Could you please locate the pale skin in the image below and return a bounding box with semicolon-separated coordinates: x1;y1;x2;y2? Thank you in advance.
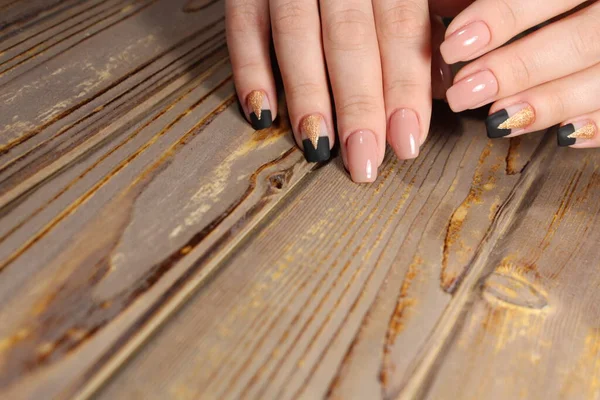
226;0;600;183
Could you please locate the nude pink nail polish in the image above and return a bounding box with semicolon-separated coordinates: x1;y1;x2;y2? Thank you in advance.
446;70;498;112
441;21;491;64
346;130;378;183
389;109;420;160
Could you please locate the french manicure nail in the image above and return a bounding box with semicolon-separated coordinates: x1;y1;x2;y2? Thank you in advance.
246;90;273;130
346;130;378;183
558;121;597;147
446;70;498;112
441;21;492;64
486;103;535;138
301;114;331;162
389;109;420;160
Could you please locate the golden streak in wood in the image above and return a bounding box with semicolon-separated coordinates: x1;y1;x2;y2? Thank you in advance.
248;90;263;120
568;123;596;140
498;106;535;130
302;115;322;149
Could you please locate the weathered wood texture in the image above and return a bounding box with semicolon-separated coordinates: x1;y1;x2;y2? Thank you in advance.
1;1;600;400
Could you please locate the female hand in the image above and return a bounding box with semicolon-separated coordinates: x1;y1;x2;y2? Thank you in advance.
441;0;600;147
226;0;447;183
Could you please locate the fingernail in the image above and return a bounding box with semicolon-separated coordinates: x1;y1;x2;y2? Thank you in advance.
346;130;378;183
246;90;273;130
558;121;597;147
446;70;498;112
301;114;331;162
441;21;491;64
389;109;420;160
486;103;535;138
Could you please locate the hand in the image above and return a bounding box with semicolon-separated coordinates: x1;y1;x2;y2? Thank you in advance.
440;0;600;147
226;0;448;183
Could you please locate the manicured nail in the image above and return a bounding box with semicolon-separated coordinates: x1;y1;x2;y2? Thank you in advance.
346;130;378;183
558;121;597;147
389;109;420;160
441;21;492;64
301;114;330;162
486;103;535;139
246;90;272;130
446;70;498;112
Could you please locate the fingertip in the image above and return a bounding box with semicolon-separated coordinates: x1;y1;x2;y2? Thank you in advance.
346;130;379;183
389;109;420;160
299;114;333;163
245;90;274;130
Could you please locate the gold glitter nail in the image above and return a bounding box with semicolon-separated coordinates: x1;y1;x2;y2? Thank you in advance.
568;123;596;140
498;106;535;130
302;115;322;149
247;91;263;120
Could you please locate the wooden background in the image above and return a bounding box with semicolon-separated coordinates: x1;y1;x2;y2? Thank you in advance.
1;0;599;399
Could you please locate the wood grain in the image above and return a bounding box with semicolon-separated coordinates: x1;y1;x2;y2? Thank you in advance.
424;146;600;400
94;108;550;400
0;1;313;398
3;1;600;399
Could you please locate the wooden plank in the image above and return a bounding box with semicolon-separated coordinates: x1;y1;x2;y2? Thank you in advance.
0;0;74;34
0;0;224;190
0;0;116;61
422;146;600;400
329;135;552;400
5;0;599;398
0;1;316;398
94;105;550;399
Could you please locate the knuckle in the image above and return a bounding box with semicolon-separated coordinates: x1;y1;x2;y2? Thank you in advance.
325;8;372;51
272;1;314;36
548;92;567;119
337;94;381;118
227;1;268;34
493;0;518;31
235;58;263;74
286;81;323;99
506;52;534;90
570;12;600;61
385;76;423;96
379;1;427;41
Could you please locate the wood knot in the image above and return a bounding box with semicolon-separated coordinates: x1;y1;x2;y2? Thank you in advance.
482;271;548;311
267;169;292;191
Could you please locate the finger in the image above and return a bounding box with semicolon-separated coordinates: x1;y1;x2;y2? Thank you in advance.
431;15;452;101
321;0;386;182
226;0;277;129
484;62;600;139
373;0;431;160
447;1;600;112
270;0;334;162
558;116;599;148
440;0;588;64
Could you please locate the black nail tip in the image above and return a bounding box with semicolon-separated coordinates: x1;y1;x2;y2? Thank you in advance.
557;124;576;147
485;109;511;139
303;137;330;163
250;110;273;130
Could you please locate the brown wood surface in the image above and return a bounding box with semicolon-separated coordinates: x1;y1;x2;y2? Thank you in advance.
1;1;599;399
